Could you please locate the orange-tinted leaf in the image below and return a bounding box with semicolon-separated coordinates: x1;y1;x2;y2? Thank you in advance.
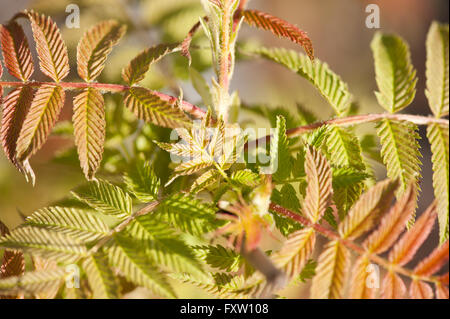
124;87;190;129
26;10;69;82
310;240;349;299
389;202;437;266
363;184;416;253
122;44;179;85
349;256;378;299
1;86;34;165
381;271;406;299
414;240;449;277
303;146;333;223
409;280;434;299
242;10;314;60
435;283;449;299
339;179;397;240
73;88;105;180
181;19;205;65
16;85;65;162
0;22;34;81
77;20;126;82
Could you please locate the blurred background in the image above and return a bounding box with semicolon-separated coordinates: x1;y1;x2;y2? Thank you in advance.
1;0;449;298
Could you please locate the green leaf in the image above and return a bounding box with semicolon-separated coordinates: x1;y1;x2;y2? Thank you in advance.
0;268;66;296
245;47;352;116
189;67;213;107
83;252;119;299
107;235;176;298
271;116;291;182
25;206;110;243
376;119;422;198
371;32;417;113
194;245;242;272
270;186;303;237
230;169;261;187
427;123;449;242
425;22;449;118
124;161;160;202
72;179;133;220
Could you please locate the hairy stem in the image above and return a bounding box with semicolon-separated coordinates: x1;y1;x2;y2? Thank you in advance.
0;80;207;120
246;113;449;150
269;203;442;285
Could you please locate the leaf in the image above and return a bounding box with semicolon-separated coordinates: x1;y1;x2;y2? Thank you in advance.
389;202;437;266
83;252;119;299
191;170;221;193
77;20;126;82
73;88;106;180
16;85;65;162
245;47;352;116
190;67;213;107
376;119;422;198
381;271;406;299
71;179;133;219
363;184;417;254
0;268;67;296
230;170;261;187
1;86;34;166
272;228;316;279
413;240;449;277
409;280;434;299
26;10;70;82
310;240;349;299
242;10;314;60
427;123;449;242
0;227;87;263
124;160;161;202
0;21;34;81
155;193;219;237
124;87;191;129
194;245;242;272
339;179;397;240
349;256;377;299
271;116;291;182
303;146;333;223
122;44;179;85
181;19;203;65
332;167;369;189
425;22;449;118
436;283;449;299
107;235;176;298
25;206;110;243
371;32;417;113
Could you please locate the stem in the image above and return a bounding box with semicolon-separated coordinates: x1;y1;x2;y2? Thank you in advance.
0;80;206;120
269;203;442;285
246;113;449;150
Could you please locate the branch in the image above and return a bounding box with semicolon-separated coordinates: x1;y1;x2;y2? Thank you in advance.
0;80;207;120
269;203;443;285
246;113;449;150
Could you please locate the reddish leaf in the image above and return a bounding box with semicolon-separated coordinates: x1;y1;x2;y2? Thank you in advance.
0;22;34;81
409;280;434;299
242;10;314;60
414;240;449;277
435;283;449;299
381;271;406;299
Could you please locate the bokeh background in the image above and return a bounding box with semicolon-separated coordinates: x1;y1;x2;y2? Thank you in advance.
1;0;449;298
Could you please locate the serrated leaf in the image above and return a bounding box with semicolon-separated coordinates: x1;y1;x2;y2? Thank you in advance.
124;87;190;129
310;240;349;299
339;179;397;240
427;123;449;242
0;268;67;296
242;10;313;60
124;160;160;202
425;22;449;118
371;32;417;113
271;116;291;182
191;169;221;193
25;206;110;243
363;184;416;254
409;280;434;299
381;271;406;299
122;44;179;85
83;252;119;299
389;202;437;266
194;245;242;272
376;119;422;198
77;20;126;82
16;84;65;163
107;235;176;298
26;10;69;82
0;227;87;263
73;88;106;180
71;179;133;219
0;21;34;81
414;240;449;277
349;256;377;299
245;47;351;116
303;146;333;223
